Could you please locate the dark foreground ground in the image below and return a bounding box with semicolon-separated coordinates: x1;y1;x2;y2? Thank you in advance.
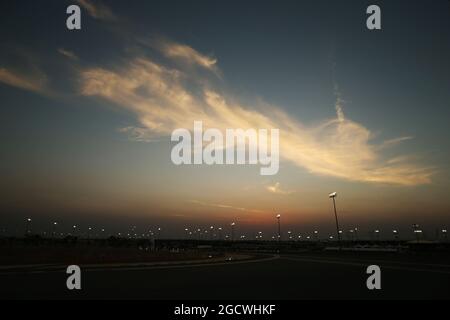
1;251;449;299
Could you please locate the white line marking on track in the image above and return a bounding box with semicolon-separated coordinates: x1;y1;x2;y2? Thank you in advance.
282;256;450;275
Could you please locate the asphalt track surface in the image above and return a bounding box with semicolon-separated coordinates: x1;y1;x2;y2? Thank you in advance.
1;253;449;299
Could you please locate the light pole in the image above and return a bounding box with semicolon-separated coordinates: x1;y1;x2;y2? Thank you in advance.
414;229;422;241
276;214;281;241
348;229;354;241
393;229;399;241
218;227;222;240
258;231;263;240
25;218;32;235
329;192;341;248
412;224;420;242
374;229;380;241
52;222;58;239
231;222;235;241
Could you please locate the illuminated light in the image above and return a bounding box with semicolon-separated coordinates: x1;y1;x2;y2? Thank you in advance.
329;192;341;247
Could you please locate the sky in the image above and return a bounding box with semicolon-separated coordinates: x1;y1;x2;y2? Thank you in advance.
0;0;450;239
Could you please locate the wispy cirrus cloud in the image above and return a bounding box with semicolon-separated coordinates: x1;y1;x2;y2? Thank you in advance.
189;200;266;214
266;182;295;195
58;48;79;61
137;37;220;75
160;40;218;71
79;39;433;186
118;126;158;142
76;0;116;21
378;136;414;150
0;67;47;94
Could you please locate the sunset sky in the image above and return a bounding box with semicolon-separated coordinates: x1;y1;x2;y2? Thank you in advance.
1;0;449;238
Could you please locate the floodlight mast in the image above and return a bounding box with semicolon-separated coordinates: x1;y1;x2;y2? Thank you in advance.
25;218;32;235
231;222;235;241
329;192;341;249
276;214;281;242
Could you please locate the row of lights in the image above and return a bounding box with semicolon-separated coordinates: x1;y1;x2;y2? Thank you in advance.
20;217;448;241
18;190;450;242
22;220;165;239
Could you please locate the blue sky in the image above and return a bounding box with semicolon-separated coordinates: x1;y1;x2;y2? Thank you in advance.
0;0;449;237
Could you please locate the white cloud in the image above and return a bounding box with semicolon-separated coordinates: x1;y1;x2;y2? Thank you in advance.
0;67;47;94
378;136;413;149
266;182;295;195
118;126;159;142
79;41;433;186
58;48;79;61
76;0;116;21
189;200;265;214
160;40;217;71
138;37;219;74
